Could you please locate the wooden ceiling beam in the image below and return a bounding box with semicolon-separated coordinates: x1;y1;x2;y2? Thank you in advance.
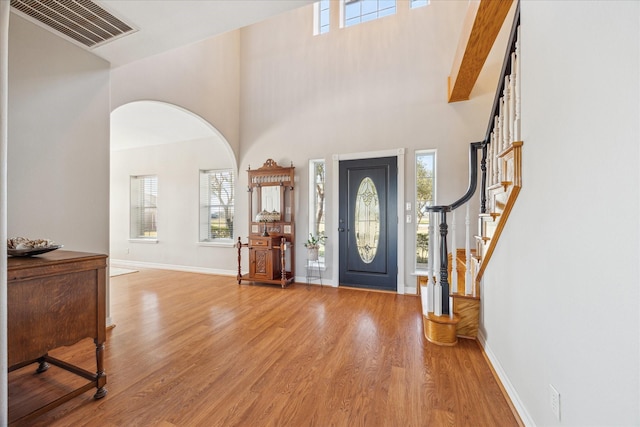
448;0;514;103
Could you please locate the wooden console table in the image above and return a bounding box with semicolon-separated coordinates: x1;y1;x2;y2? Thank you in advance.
7;250;108;425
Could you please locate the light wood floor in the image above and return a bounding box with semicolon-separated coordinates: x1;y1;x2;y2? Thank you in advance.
9;269;519;426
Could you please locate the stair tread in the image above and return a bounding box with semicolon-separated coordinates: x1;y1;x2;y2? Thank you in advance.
451;292;480;300
479;212;501;220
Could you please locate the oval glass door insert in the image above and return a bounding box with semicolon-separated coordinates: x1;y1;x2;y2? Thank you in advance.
354;177;380;264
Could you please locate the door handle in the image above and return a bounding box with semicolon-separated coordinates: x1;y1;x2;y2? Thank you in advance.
338;227;345;232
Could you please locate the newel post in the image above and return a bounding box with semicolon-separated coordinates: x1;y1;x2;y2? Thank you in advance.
439;210;450;315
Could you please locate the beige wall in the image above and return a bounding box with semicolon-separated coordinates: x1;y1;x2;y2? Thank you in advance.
238;1;502;286
110;1;504;285
110;29;242;162
8;14;110;255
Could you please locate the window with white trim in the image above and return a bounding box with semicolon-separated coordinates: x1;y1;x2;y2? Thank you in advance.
415;150;435;269
343;0;396;27
410;0;429;9
314;0;330;35
199;169;234;242
309;159;326;260
130;175;158;239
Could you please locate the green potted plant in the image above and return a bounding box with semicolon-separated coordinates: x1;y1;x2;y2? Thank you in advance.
304;233;327;260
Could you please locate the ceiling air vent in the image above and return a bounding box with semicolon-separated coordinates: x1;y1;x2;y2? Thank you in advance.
10;0;136;49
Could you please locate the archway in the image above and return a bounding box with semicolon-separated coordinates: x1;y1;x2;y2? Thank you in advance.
108;101;238;321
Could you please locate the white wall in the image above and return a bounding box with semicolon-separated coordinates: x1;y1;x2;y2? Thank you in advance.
110;136;237;273
8;14;110;255
481;1;640;425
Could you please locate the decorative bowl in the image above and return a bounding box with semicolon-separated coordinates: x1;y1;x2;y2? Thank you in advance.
8;245;63;257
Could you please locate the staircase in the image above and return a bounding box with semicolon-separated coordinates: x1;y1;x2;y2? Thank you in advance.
475;141;522;285
420;8;521;346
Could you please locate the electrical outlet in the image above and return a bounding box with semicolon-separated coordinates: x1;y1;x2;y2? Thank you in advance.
549;384;561;421
406;214;412;223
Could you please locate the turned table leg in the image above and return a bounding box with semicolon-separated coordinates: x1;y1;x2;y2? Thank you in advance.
93;340;108;399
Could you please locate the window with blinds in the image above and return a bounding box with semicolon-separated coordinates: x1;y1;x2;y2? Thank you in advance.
199;169;234;242
130;175;158;239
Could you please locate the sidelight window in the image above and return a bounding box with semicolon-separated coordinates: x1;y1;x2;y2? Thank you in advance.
415;150;435;269
309;159;326;260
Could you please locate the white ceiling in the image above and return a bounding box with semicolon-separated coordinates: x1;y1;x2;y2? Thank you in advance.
92;0;314;68
110;101;218;151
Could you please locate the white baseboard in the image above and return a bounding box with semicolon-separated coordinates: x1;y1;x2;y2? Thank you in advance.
294;275;337;286
109;262;416;294
110;259;236;277
477;330;535;426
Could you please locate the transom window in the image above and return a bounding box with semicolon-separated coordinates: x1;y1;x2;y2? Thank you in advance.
199;169;235;242
314;0;330;35
410;0;429;9
315;0;425;34
344;0;396;27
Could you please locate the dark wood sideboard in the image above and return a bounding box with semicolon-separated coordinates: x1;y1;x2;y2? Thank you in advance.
7;250;108;425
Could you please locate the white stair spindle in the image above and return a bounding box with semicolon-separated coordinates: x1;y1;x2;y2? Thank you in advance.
451;209;457;294
488;128;493;186
509;53;516;143
498;102;504;181
434;282;442;317
502;77;510;151
473;258;479;298
426;211;435;313
449;296;454;319
500;76;509;152
495;119;500;185
492;118;499;184
487;132;492;187
465;204;473;295
514;26;521;141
